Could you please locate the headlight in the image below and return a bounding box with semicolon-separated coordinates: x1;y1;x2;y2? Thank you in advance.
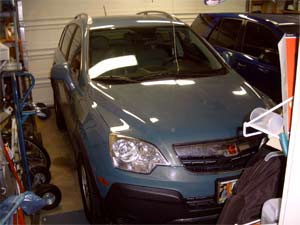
109;134;169;174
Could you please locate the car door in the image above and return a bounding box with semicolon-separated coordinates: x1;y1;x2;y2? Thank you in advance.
239;21;281;102
207;17;244;68
54;23;77;129
66;25;88;135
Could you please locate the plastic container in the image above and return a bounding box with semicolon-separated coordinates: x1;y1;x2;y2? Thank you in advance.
250;107;283;135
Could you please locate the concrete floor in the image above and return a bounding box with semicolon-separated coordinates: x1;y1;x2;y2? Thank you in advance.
36;110;83;219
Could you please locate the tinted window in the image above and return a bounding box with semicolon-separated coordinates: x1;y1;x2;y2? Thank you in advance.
191;15;216;38
242;22;279;57
208;18;242;50
278;25;300;35
89;26;225;81
61;24;76;58
68;27;82;82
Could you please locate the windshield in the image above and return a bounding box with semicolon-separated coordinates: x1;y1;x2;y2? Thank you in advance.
89;26;225;82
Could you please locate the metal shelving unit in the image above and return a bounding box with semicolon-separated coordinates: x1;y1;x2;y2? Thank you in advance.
1;1;62;217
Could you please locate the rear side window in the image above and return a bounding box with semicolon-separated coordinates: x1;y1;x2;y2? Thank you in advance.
279;25;300;35
68;27;82;82
242;22;279;57
58;28;66;49
191;14;216;38
60;24;76;58
208;18;242;50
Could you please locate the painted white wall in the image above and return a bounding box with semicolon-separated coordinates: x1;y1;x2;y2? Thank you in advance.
279;44;300;225
22;0;246;105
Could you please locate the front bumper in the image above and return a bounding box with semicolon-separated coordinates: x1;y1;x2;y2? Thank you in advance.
105;183;222;224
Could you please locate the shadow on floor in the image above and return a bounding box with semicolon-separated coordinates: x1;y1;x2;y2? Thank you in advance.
41;210;89;225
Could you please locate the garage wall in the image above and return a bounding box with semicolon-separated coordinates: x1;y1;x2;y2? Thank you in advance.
22;0;247;105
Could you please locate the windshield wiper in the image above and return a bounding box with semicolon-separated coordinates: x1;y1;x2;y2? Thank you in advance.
135;69;224;81
176;68;228;76
135;72;179;81
92;75;139;83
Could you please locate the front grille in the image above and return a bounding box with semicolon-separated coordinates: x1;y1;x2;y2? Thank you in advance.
183;196;223;223
174;137;261;173
170;196;222;224
185;196;222;211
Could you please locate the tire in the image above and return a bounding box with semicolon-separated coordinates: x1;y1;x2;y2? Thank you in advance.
36;102;51;120
53;87;66;131
2;134;51;169
78;157;105;224
35;184;62;210
30;165;51;188
25;139;51;169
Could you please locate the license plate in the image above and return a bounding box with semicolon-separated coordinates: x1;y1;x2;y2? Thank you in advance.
216;177;238;204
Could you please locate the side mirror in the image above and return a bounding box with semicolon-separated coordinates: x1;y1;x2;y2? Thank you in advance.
258;49;279;66
221;51;231;64
51;63;75;92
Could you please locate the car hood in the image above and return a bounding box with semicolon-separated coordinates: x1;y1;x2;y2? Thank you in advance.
89;72;264;147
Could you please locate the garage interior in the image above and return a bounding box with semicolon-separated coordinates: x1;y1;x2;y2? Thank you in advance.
1;0;300;224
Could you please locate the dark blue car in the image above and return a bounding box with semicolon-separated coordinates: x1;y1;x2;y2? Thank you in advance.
191;13;300;103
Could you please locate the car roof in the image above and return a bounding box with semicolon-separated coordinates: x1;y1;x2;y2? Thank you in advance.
89;14;185;29
201;13;300;24
198;13;299;35
200;13;300;26
248;13;300;25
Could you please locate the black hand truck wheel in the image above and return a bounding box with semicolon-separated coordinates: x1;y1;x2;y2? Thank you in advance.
30;165;51;187
25;139;51;169
35;184;62;210
1;134;51;169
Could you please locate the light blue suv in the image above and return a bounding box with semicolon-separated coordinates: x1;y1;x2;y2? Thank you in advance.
51;11;270;224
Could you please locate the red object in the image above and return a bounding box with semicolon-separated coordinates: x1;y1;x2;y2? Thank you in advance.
13;208;26;225
3;145;26;224
285;37;298;131
3;145;25;192
227;144;238;155
98;176;109;186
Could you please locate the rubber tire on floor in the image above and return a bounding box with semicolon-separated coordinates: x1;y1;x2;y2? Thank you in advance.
30;165;51;187
54;93;66;131
35;184;62;210
25;139;51;169
36;102;51;120
78;157;105;224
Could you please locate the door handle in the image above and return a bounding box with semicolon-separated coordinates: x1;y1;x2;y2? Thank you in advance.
258;67;270;74
237;62;247;68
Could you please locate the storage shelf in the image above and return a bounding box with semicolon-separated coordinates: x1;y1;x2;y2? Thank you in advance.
0;12;12;17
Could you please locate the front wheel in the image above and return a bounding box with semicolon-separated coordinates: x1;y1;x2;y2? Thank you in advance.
52;81;66;131
78;157;106;224
54;97;66;131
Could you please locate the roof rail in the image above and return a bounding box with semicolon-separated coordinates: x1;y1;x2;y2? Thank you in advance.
136;11;181;21
74;13;89;20
74;13;93;24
